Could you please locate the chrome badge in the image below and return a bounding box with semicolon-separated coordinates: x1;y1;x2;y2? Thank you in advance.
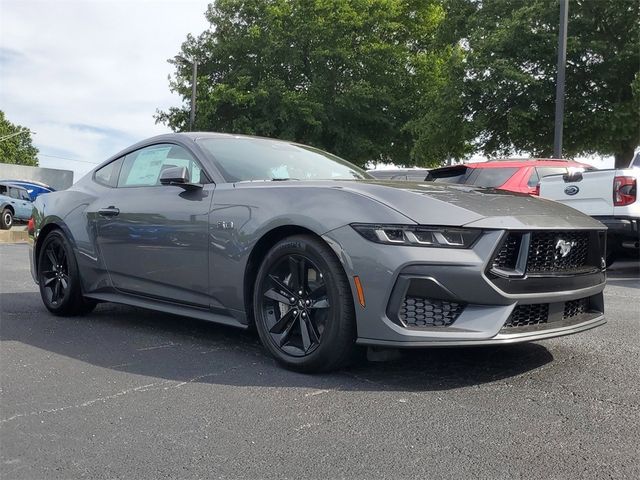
555;238;577;258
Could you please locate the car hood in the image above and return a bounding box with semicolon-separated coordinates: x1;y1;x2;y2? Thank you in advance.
336;180;605;230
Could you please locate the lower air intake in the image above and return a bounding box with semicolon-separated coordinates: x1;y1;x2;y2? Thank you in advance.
399;296;464;327
563;298;590;319
504;303;549;328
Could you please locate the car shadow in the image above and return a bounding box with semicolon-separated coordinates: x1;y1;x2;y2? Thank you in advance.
606;259;640;289
1;291;554;392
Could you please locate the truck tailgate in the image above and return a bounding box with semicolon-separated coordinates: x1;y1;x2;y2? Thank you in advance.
539;170;615;217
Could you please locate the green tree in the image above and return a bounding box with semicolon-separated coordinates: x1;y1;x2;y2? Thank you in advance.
461;0;639;167
0;111;39;166
157;0;461;167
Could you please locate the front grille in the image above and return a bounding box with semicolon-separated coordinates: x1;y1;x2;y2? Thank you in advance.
399;296;465;328
492;233;522;271
563;298;589;319
503;303;549;328
527;231;590;274
491;230;597;277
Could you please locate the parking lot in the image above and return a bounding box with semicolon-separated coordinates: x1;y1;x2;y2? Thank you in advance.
1;242;638;479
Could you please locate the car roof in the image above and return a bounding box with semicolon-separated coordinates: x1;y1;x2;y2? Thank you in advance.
466;159;588;168
0;181;27;190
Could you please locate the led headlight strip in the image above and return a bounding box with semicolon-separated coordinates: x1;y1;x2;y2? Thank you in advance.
350;224;481;248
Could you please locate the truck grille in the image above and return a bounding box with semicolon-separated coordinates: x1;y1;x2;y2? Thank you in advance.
399;296;465;328
526;231;590;274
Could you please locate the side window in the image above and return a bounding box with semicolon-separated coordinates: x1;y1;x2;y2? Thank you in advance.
9;187;21;199
527;169;540;187
470;167;519;188
94;157;124;187
20;190;31;201
117;144;204;188
0;184;6;195
536;167;567;182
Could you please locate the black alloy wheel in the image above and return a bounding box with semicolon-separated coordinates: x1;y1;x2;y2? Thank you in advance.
262;254;329;356
41;237;70;306
37;230;96;316
253;234;356;372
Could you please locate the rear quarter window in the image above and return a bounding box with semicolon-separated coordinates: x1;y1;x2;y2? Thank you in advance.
426;167;470;184
536;167;568;181
469;167;518;188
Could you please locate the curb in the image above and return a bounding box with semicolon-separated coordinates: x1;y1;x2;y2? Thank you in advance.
0;229;29;243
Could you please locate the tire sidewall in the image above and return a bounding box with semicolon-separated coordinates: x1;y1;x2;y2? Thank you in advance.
37;230;79;313
253;236;350;370
1;209;12;229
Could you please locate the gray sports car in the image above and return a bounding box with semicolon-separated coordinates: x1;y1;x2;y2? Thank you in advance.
29;133;607;371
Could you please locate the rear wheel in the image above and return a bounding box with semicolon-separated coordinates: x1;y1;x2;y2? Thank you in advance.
253;235;356;372
37;230;96;316
1;208;12;230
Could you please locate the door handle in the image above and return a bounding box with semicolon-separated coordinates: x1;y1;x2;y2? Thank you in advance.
98;206;120;217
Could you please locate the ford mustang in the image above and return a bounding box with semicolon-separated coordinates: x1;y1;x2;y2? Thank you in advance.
29;133;607;371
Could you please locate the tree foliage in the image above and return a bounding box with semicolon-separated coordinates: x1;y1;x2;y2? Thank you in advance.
159;0;640;167
461;0;639;167
156;0;462;167
0;110;39;166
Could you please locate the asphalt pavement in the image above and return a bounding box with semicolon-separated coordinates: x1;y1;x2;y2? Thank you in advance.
1;243;639;479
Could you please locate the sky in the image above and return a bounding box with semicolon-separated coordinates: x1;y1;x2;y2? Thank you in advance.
1;0;614;180
0;0;210;181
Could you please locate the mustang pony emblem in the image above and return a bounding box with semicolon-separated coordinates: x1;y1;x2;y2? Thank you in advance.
555;239;577;258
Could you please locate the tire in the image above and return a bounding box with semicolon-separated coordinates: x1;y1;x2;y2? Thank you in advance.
605;241;617;267
253;234;356;372
37;230;97;316
605;252;616;268
1;208;12;230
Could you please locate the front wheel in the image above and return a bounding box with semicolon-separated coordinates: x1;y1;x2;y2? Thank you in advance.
1;208;12;230
253;235;356;372
37;230;97;316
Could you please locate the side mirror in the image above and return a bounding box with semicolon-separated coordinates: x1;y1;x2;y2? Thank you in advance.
159;166;202;190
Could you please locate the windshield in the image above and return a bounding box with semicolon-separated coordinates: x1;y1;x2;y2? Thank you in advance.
426;166;470;184
197;137;371;183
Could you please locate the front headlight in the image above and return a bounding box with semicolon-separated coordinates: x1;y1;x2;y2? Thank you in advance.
350;224;482;248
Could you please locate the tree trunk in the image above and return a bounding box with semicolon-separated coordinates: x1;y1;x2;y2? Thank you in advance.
614;144;635;168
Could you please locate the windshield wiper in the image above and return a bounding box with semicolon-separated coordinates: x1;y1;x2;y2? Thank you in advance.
271;178;300;181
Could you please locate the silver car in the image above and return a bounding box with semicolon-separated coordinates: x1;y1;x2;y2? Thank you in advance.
29;133;607;371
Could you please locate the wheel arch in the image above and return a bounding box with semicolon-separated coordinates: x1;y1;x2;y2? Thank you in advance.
33;220;74;275
243;224;350;325
1;202;15;215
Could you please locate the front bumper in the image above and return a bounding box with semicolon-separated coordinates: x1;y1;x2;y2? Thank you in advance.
323;226;606;347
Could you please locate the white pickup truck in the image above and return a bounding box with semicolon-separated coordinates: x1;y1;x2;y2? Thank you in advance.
539;153;640;265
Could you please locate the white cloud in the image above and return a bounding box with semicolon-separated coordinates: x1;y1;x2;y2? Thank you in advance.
0;0;210;180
